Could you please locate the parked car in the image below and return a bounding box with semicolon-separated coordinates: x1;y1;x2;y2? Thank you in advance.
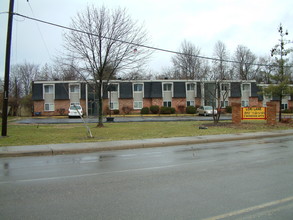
68;105;83;117
197;106;217;116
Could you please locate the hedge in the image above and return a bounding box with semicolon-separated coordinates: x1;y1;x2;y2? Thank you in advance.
140;107;150;114
160;106;175;114
186;106;196;114
150;105;160;114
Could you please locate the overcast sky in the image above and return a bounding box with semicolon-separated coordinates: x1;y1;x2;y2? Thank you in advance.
1;0;293;79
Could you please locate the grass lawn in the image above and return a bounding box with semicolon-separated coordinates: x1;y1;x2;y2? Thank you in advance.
0;119;292;147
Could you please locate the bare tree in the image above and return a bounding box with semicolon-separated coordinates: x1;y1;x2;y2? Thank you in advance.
121;69;153;80
20;63;39;96
203;80;230;124
8;72;21;116
36;63;54;81
63;5;151;127
8;62;40;115
171;40;202;79
256;56;274;84
11;62;39;96
212;41;231;80
233;45;257;80
53;58;84;81
157;66;179;80
199;59;211;80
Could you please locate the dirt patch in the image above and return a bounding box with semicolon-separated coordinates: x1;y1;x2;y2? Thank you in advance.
201;122;232;127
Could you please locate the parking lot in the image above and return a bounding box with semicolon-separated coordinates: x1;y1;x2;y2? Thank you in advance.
16;115;232;124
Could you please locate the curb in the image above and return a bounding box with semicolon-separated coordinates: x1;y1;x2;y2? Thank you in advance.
1;130;293;158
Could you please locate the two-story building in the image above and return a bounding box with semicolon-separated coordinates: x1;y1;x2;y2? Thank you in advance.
32;79;293;116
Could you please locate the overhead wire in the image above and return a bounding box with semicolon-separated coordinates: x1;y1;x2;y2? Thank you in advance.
26;2;51;59
11;12;293;68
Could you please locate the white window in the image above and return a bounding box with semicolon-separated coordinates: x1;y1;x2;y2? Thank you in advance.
134;101;143;109
134;84;143;92
281;104;288;110
242;84;250;91
44;85;53;94
241;100;249;107
109;84;118;92
187;83;195;91
163;101;172;107
187;101;195;106
110;102;119;110
221;84;229;91
221;101;229;108
163;84;172;91
70;85;80;93
44;103;54;111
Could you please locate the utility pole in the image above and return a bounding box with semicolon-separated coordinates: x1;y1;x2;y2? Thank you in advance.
2;0;15;136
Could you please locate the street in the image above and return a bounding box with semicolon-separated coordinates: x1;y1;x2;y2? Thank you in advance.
1;136;293;220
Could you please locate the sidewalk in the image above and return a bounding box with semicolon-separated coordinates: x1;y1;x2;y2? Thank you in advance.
1;129;293;158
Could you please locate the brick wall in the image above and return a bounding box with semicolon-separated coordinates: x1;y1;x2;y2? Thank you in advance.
231;102;241;124
55;100;70;115
33;101;44;115
143;99;152;108
249;97;262;107
143;98;163;108
152;98;163;107
172;98;186;112
232;101;277;125
266;102;277;125
195;98;201;107
80;100;86;116
229;97;241;105
288;100;293;110
33;99;86;116
270;100;280;114
119;99;135;114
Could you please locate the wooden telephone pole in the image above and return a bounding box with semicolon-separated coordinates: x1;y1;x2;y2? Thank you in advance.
2;0;15;136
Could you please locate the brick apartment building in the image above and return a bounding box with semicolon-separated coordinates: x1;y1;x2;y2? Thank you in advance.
32;79;293;116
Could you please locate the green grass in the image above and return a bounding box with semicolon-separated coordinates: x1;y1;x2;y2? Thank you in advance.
0;120;292;147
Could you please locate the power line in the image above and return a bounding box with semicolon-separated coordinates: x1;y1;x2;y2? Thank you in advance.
26;1;51;58
12;12;293;68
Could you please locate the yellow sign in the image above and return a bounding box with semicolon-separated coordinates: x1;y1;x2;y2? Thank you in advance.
241;107;267;120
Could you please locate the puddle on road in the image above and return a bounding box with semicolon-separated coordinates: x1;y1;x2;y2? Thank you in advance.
174;146;207;153
0;162;10;176
279;145;288;148
98;154;116;161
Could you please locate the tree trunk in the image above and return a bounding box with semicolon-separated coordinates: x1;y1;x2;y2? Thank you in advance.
279;97;282;122
97;81;104;127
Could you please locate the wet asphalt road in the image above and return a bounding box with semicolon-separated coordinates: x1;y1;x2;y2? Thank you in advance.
16;115;232;124
0;136;293;219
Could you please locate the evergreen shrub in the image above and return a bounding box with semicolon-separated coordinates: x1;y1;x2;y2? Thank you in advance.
226;106;232;113
160;106;175;114
186;106;196;114
140;107;150;114
150;105;160;114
